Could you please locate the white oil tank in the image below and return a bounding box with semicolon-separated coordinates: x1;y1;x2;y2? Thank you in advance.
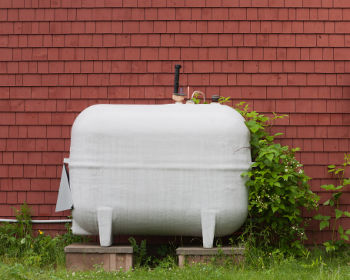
57;103;251;248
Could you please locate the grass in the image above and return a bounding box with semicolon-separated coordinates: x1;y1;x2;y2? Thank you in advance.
1;205;350;279
1;250;350;280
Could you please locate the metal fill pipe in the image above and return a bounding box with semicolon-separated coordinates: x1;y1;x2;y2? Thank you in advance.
0;219;71;223
173;64;181;94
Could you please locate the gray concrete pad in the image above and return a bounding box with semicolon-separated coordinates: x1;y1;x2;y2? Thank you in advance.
65;243;133;254
176;247;245;267
176;246;245;255
65;243;133;271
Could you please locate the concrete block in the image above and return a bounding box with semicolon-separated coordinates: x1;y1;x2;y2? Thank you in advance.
65;243;133;271
176;247;245;267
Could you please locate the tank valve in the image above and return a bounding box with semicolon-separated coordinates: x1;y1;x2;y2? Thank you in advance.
211;95;220;103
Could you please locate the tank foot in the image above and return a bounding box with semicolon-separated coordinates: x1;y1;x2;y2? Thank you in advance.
97;207;113;247
201;210;216;248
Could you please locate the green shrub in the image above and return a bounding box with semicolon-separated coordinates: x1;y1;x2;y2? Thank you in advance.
235;102;319;256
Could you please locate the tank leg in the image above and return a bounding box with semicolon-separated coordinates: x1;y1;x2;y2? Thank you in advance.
97;207;113;247
201;210;216;248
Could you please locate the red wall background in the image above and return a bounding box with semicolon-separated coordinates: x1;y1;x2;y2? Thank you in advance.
1;0;350;242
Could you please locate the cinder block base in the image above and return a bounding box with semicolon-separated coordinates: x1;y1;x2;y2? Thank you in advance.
176;247;245;267
65;243;133;271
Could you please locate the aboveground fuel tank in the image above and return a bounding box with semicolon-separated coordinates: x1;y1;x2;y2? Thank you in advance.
59;103;251;248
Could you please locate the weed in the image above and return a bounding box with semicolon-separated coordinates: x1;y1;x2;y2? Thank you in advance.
128;237;150;267
0;204;84;267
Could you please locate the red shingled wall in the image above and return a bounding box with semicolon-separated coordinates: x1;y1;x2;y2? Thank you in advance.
1;0;350;242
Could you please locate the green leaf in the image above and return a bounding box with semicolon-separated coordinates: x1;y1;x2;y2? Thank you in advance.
320;220;330;230
266;153;274;162
314;214;330;221
323;241;336;252
342;234;349;241
323;199;330;206
338;226;349;241
327;165;336;169
335;168;344;175
246;120;261;133
335;209;343;220
345;229;350;235
343;211;350;218
321;184;339;191
343;179;350;186
274;132;284;137
333;192;343;201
